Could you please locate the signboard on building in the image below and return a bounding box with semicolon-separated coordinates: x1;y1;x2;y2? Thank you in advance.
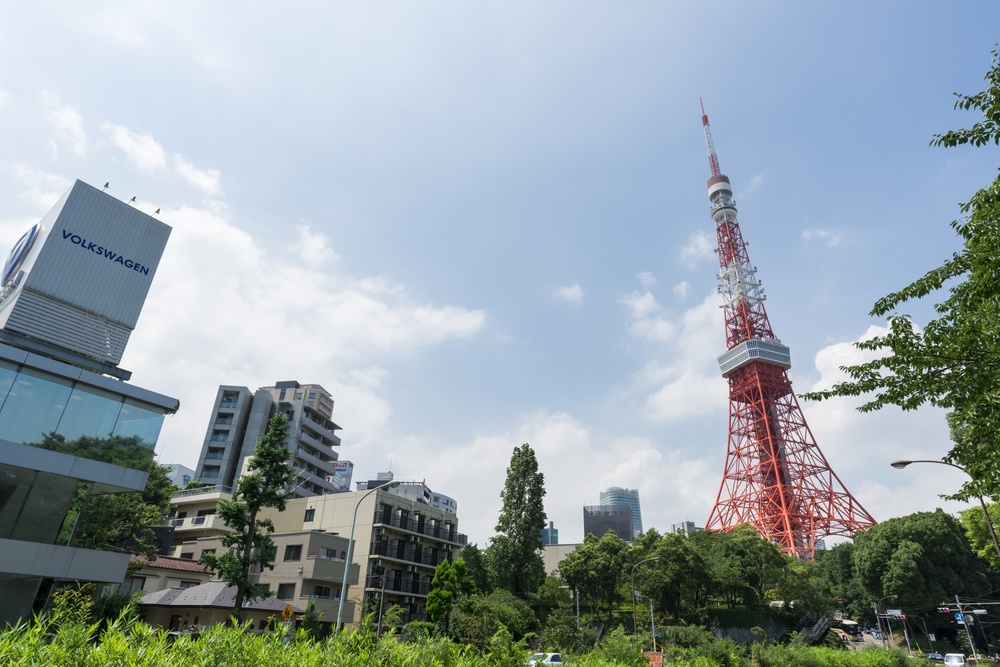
0;180;170;367
326;460;353;492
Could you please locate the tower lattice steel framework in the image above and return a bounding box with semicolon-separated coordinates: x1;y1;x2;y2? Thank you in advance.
700;102;875;559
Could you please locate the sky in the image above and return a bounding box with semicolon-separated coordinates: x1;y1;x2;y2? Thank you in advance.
1;2;999;548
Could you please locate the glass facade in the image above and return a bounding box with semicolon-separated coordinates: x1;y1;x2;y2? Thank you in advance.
0;360;165;470
0;463;82;546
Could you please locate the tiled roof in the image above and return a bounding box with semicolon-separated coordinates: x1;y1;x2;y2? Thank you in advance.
132;555;213;574
140;582;303;613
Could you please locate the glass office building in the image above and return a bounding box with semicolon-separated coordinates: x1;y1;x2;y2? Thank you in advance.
0;180;176;626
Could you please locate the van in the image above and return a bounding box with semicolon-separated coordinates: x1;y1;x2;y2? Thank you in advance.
943;654;966;666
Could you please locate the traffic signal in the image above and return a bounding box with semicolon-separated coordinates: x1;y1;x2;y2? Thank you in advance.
937;607;951;613
900;614;906;620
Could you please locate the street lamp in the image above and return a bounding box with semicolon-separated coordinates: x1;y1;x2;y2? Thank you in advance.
636;592;657;652
631;557;659;635
336;481;401;631
890;459;1000;561
875;594;897;649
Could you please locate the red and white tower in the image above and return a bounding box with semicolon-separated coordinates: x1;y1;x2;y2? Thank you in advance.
700;102;875;559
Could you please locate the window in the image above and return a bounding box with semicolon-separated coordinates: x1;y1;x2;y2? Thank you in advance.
295;392;303;400
308;392;317;399
180;552;194;560
304;508;315;522
201;548;216;556
312;585;331;598
179;580;199;589
283;544;303;561
277;583;296;600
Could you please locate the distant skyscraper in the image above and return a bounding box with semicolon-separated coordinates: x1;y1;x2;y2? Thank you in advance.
193;381;347;496
584;505;633;541
540;520;559;545
600;487;642;537
671;521;702;537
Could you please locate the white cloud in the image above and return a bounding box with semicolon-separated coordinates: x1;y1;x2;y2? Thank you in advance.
802;228;847;248
104;123;167;171
123;200;487;471
289;223;340;270
174;155;222;196
11;166;72;211
636;271;656;289
621;290;659;319
41;93;87;157
741;173;764;196
672;280;689;300
680;231;714;267
553;283;583;305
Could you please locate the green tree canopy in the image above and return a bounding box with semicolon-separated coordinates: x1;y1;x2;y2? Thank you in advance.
200;413;294;617
486;443;546;599
851;510;991;611
801;48;1000;500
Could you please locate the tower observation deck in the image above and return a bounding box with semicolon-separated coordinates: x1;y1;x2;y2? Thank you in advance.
699;102;875;559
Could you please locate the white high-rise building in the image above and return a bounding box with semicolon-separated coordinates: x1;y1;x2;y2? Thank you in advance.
193;381;348;497
600;487;642;537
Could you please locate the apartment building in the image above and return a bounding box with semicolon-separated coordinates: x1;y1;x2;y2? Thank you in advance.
193;381;347;497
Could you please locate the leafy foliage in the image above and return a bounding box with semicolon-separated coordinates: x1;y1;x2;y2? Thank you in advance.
851;509;991;610
200;413;294;617
800;48;1000;501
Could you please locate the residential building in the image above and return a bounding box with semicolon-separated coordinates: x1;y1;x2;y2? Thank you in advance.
140;581;303;633
0;180;176;626
266;486;466;628
166;526;352;636
163;480;466;630
540;520;558;546
193;381;348;497
583;504;633;541
119;555;214;596
599;487;642;537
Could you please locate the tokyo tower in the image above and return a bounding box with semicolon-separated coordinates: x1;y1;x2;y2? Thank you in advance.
700;102;875;559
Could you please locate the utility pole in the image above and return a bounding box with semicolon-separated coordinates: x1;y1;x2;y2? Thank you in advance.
957;595;978;658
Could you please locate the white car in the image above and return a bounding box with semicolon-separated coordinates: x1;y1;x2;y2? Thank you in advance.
943;654;966;667
525;653;565;666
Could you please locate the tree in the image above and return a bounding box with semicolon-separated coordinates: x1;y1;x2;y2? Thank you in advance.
851;510;991;612
300;599;324;639
449;589;538;650
44;433;177;568
632;531;709;621
959;501;1000;569
459;543;491;595
200;413;294;618
487;443;547;599
426;557;473;635
800;48;1000;500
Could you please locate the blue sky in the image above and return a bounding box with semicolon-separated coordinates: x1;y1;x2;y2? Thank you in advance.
1;2;998;547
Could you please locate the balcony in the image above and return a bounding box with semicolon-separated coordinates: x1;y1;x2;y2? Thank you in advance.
169;514;231;536
296;429;337;457
301;554;349;580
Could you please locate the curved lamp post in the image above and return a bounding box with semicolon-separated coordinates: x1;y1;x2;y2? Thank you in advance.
336;480;401;631
631;557;659;635
890;459;1000;561
875;593;897;649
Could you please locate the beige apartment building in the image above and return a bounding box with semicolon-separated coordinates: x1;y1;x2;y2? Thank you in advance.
164;482;465;630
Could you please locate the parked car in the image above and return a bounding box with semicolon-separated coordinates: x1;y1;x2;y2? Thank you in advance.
943;654;966;666
525;653;565;666
923;653;944;664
